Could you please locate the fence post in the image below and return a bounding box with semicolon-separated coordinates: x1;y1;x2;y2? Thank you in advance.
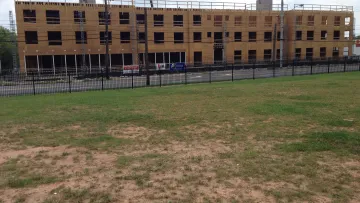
185;66;187;85
209;66;212;83
344;57;346;72
358;58;360;72
253;63;255;80
292;59;295;76
101;68;104;91
328;58;330;73
132;69;134;89
232;64;234;81
159;70;162;87
272;61;275;78
32;74;36;95
310;58;313;75
68;73;71;93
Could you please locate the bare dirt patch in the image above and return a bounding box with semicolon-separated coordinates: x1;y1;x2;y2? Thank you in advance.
107;124;166;140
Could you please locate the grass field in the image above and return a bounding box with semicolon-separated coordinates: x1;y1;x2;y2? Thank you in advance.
1;72;360;203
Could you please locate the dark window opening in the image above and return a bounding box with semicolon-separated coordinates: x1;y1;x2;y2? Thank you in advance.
99;12;111;25
234;50;241;62
174;32;184;43
334;16;341;26
46;10;60;24
276;49;280;60
74;11;85;23
154;32;164;43
321;30;327;40
249;16;257;27
194;51;202;66
295;48;301;59
332;47;339;57
264;32;272;42
154;14;164;26
193;32;201;42
248;50;256;61
136;14;145;24
214;32;223;43
306;48;313;59
25;31;38;44
120;32;130;43
307;15;314;26
307;31;314;40
249;32;256;42
264;49;272;60
173;15;183;26
48;31;62;46
207;32;212;38
214;15;222;26
235;16;242;26
193;15;201;25
120;12;129;24
320;47;326;59
214;49;223;63
296;31;302;40
100;31;112;45
170;52;180;63
23;10;36;23
333;31;340;40
138;32;145;43
235;32;242;42
277;31;281;41
124;53;132;65
75;31;87;44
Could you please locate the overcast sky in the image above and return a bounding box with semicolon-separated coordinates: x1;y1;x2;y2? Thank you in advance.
0;0;359;34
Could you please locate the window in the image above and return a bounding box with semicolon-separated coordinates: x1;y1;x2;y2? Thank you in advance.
23;10;36;23
344;31;350;40
249;32;256;42
120;32;130;43
173;15;183;26
235;16;242;26
46;10;60;24
214;15;222;26
25;31;38;44
99;12;111;25
154;14;163;26
194;52;202;66
320;47;326;59
276;49;280;60
193;15;201;25
207;15;211;20
249;16;257;27
248;50;256;61
320;30;327;40
207;32;212;38
333;31;340;40
295;48;301;59
74;11;85;23
306;48;313;59
174;32;184;43
321;16;327;25
296;16;302;25
343;47;349;56
136;14;145;24
332;47;339;57
154;32;164;43
265;16;272;27
234;50;241;62
138;32;145;43
334;16;341;26
296;31;302;40
307;31;314;40
193;32;201;42
345;17;350;26
225;15;229;21
307;15;314;26
75;31;87;44
235;32;242;42
120;12;129;24
214;32;222;43
100;31;112;45
264;49;272;60
264;32;272;42
277;31;281;41
48;31;62;46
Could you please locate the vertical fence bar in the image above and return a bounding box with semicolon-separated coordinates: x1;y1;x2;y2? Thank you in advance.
232;64;234;81
209;66;212;83
358;58;360;71
310;58;313;75
272;61;275;77
32;74;35;95
344;57;346;72
328;58;330;73
101;68;104;91
253;63;255;80
132;69;134;89
292;59;295;76
185;66;187;85
68;73;71;93
159;70;162;87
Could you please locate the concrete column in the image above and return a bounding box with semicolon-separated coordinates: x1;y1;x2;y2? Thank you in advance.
64;55;68;75
37;55;40;74
75;55;78;76
179;52;182;63
155;53;157;64
109;54;112;72
24;55;27;75
122;54;124;67
163;52;165;64
52;55;55;75
89;54;92;73
98;54;101;71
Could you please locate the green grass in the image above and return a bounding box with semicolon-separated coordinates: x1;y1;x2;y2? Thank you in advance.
1;72;360;202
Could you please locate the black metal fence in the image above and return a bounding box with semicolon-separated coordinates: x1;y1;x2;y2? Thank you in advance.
1;57;359;97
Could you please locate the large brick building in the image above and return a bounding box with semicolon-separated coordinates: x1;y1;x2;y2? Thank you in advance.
15;0;354;74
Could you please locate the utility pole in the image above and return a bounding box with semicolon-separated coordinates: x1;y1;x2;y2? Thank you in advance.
280;0;284;68
79;10;87;74
144;8;150;86
104;0;110;79
223;22;227;64
9;11;18;74
272;24;277;62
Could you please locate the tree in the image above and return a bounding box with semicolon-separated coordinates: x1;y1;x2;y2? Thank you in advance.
0;26;17;74
355;35;360;40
